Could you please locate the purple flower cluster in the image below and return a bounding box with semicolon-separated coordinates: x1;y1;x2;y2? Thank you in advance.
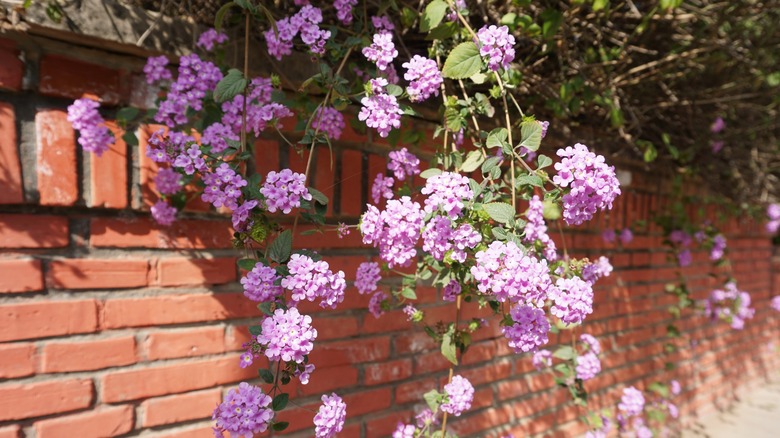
524;195;558;260
196;28;228;51
618;386;645;417
580;333;601;354
532;350;552;370
422;217;481;262
581;256;613;284
360;197;425;268
767;204;780;233
265;6;331;59
241;263;282;302
470;241;553;306
388;148;421;181
371;173;395;204
446;0;467;21
312;106;345;140
371;16;395;32
172;143;206;175
393;423;416;438
201;163;247;210
368;290;387;318
212;382;273;437
710;234;727;260
359;88;402;138
282;254;346;309
257;307;317;363
441;375;474;417
772;296;780;312
154;54;222;127
154;168;181;196
355;261;381;295
552;143;621;225
443;280;461;302
231;199;256;231
476;25;516;71
334;0;357;24
703;282;755;329
260;169;312;214
421;172;473;216
711;117;726;134
66;98;113;156
314;393;346;438
402;55;443;102
363;32;398;71
220;77;291;137
151;200;177;226
575;352;601;380
502;305;550;353
143;55;172;84
548;276;594;325
202;123;239;154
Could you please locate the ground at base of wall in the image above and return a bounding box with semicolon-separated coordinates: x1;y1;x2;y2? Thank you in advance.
683;374;780;437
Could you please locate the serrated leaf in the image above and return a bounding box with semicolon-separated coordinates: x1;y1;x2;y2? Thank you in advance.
483;202;515;224
519;120;543;152
424;389;442;412
401;287;417;299
214;69;248;103
442;42;483;79
486;128;508;149
441;331;458;365
481;156;502;175
460;150;484;173
516;174;543;188
308;187;329;205
272;393;289;411
258;368;275;384
420;168;443;179
237;258;258;271
492;226;508;240
267;230;292;264
425;21;459;40
420;0;448;32
553;345;575;360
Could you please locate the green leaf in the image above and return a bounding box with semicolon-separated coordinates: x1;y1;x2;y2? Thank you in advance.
258;302;273;316
237;258;258;271
248;325;262;336
401;287;417;300
420;168;443;179
540;9;563;40
486;128;508;149
492;226;507;240
116;107;139;122
592;0;609;11
648;382;670;398
122;131;138;147
272;393;289;411
519;120;543;152
481;156;502;175
214;69;248;103
442;42;483;79
483;202;515;224
214;1;235;30
308;187;329;205
537;154;552;170
425;22;460;40
267;230;292;264
460;150;484;173
424;389;442;412
258;368;275;384
272;422;289;432
385;84;404;97
553;345;575;360
441;330;458;365
420;0;448;32
542;199;561;220
516;174;543;188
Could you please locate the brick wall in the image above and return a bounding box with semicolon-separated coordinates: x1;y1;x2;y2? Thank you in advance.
1;33;779;438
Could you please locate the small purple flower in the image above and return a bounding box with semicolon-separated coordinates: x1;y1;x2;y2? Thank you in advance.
677;249;692;267
710;234;727;260
363;32;398;71
257;307;317;363
548;276;594;325
143;55;172;84
241;263;282;302
618;386;645;417
402;55;443;102
282;254;346;309
393;423;416;438
711;140;725;153
197;28;228;51
368;291;387;318
67;98;113;156
371;16;395;32
212;382;273;437
355;261;381;295
580;333;601;354
421;172;473;216
334;0;358;24
502;305;550;353
670;380;681;395
231;200;257;232
154;168;182;195
441;375;474;417
239;351;254;369
261;169;312;214
771;296;780;312
371;173;395;204
443;280;461;302
313;393;346;438
620;228;634;245
471;241;553;306
532;350;552;370
359;91;402;138
388;148;421;181
710;117;726;134
576;352;601;380
312;106;345;140
151;200;177;226
476;25;515;71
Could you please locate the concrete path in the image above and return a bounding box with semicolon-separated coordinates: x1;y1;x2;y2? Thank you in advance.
683;380;780;437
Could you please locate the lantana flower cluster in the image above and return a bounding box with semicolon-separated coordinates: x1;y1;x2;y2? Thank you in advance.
701;281;755;329
265;5;331;59
553;143;621;225
66;98;113;156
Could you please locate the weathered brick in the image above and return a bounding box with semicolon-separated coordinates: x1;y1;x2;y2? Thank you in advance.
101;355;253;402
155;257;236;286
101;293;255;328
90;217;233;249
0;379;93;420
339;148;363;216
254;138;280;180
0;258;43;293
0;39;22;91
34;405;133;438
0;343;35;378
144;326;225;360
0;300;98;342
39;55;126;105
309;337;390;368
40;336;136;373
47;259;150;290
89;121;128;208
36;109;78;206
0;425;20;438
0;214;68;248
140;388;221;427
314;145;335;216
0;102;23;204
364;358;413;385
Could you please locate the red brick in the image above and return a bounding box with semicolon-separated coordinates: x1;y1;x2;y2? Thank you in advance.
155;257;236;286
0;102;23;204
0;299;97;342
101;293;256;328
141;388;221;427
35;109;78;206
144;326;225;360
254;138;280;179
0;425;20;438
0;214;68;248
0;379;93;420
288;144;308;174
90;217;233;249
101;355;253;402
314;145;335;216
0;39;22;91
339;148;363;216
0;343;35;378
296;365;358;397
144;425;215;438
47;259;149;290
34;405;133;438
365;359;413;385
41;336;136;373
39;55;126;105
0;258;43;293
90;121;128;208
343;387;392;417
311;315;359;341
312;337;391;369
